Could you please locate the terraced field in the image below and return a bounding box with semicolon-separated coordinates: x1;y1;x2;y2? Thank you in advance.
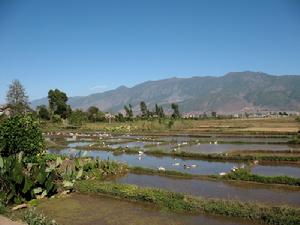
41;128;300;225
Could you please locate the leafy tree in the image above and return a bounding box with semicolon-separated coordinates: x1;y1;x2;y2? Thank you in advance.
48;89;71;119
0;114;8;124
87;106;99;122
140;101;149;118
155;104;165;118
115;113;125;122
0;116;45;157
6;80;29;116
124;104;133;120
52;114;62;123
86;106;105;122
211;111;217;117
167;119;174;128
37;105;50;120
171;103;180;119
68;109;87;127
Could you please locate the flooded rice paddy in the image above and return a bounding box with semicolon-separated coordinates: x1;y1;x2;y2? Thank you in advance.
48;147;300;177
151;135;291;144
44;133;300;225
48;148;239;175
252;164;300;178
37;193;260;225
67;142;96;148
109;141;159;149
116;173;300;206
148;143;298;154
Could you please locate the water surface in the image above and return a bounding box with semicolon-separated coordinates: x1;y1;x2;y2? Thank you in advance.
177;143;297;153
37;193;259;225
48;148;300;177
252;165;300;178
48;148;239;175
110;141;159;149
67;142;95;148
116;173;300;206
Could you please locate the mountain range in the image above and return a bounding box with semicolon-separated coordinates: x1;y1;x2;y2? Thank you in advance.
31;71;300;114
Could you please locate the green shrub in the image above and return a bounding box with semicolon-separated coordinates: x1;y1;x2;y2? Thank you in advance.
51;115;62;124
68;109;87;127
24;208;58;225
223;168;300;186
75;180;300;225
0;116;45;157
0;201;6;214
0;154;58;205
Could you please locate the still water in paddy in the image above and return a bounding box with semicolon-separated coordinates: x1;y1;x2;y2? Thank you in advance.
116;173;300;207
48;148;239;175
37;193;260;225
48;148;300;177
149;143;298;154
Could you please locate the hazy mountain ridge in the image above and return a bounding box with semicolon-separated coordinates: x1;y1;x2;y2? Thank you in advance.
31;72;300;114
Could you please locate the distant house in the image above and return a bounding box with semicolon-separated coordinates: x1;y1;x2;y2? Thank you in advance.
105;113;115;123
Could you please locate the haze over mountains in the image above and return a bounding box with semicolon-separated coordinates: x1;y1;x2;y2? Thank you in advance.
31;71;300;114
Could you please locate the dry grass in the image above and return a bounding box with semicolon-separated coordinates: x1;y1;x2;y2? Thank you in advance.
42;117;300;135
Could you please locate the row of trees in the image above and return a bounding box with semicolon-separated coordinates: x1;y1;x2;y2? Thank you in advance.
132;101;180;120
116;102;180;122
37;91;107;126
3;80;181;126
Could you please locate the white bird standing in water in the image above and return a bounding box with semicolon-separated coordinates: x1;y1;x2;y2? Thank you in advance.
158;166;166;171
231;166;238;172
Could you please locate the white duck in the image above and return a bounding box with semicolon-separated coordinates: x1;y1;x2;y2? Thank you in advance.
158;166;166;171
138;151;144;155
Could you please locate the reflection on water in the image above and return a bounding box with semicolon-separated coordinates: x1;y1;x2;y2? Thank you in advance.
252;165;300;178
67;142;95;148
154;136;290;144
116;173;300;207
48;148;300;177
148;142;298;154
110;141;156;149
48;148;239;175
37;193;259;225
178;143;297;153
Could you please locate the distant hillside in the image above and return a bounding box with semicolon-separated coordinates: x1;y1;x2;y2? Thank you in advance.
31;71;300;114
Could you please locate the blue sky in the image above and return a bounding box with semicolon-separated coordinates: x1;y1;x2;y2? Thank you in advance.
0;0;299;103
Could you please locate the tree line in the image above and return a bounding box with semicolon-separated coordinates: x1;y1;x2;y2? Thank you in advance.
1;80;181;126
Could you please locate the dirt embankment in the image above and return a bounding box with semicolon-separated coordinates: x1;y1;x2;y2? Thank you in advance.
0;216;25;225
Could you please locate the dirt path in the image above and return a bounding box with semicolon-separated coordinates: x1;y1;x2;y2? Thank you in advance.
0;216;25;225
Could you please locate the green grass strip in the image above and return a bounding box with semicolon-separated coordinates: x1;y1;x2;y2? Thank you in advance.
219;168;300;186
74;180;300;225
146;149;300;162
130;166;300;186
